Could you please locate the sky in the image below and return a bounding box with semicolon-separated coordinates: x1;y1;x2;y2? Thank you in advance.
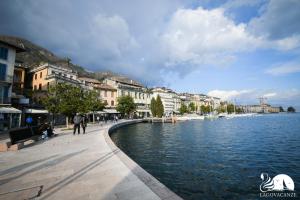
0;0;300;109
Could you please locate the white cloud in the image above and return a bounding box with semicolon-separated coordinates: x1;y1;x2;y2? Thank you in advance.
266;62;300;76
263;92;277;98
248;0;300;50
162;7;260;66
208;89;255;101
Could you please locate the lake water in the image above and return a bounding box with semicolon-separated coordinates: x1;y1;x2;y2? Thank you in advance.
110;114;300;200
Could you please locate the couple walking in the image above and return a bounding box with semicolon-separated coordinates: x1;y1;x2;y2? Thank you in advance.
73;113;87;135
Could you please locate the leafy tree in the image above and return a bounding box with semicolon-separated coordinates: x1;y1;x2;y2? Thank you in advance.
227;104;235;114
42;83;82;127
189;102;196;112
287;106;296;112
180;103;188;114
83;90;106;122
200;105;210;114
150;97;157;117
217;106;226;114
279;106;284;112
236;107;243;114
116;95;136;117
156;95;164;118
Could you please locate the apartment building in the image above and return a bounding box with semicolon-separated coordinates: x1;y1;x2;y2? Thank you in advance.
30;63;81;101
94;84;117;108
0;39;25;131
152;87;177;116
104;76;151;117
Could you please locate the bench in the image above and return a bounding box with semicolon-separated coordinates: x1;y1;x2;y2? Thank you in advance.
9;126;42;145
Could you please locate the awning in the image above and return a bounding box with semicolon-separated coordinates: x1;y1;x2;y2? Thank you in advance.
103;109;120;114
25;109;49;114
88;111;106;114
0;107;22;114
136;109;150;113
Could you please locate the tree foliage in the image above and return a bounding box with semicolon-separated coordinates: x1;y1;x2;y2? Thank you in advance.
200;105;211;114
179;103;188;114
116;95;136;117
287;106;296;112
227;104;235;114
188;102;196;112
42;83;105;118
156;95;164;118
150;97;157;117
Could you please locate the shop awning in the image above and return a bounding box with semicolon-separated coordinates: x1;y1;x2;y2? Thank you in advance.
103;109;120;114
25;109;49;114
0;107;22;114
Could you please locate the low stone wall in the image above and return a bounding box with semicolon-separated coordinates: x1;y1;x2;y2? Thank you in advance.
104;120;183;200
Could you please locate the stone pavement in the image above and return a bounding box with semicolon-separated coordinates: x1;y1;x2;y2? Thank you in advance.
0;121;175;200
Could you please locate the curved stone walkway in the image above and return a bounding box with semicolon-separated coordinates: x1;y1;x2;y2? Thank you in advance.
0;120;182;200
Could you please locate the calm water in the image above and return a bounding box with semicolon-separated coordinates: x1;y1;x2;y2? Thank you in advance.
111;114;300;200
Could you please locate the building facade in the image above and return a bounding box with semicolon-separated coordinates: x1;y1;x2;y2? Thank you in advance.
0;40;25;131
104;77;151;117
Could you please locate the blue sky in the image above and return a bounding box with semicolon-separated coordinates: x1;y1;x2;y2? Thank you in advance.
0;0;300;109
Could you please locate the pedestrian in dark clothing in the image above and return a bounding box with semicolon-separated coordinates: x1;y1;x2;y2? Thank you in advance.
81;115;87;134
73;113;82;135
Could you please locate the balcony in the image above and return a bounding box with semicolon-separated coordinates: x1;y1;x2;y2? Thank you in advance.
0;75;13;83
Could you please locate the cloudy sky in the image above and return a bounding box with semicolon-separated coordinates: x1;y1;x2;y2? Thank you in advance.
1;0;300;108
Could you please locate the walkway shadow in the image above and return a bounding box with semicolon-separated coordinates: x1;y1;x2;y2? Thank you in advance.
0;149;87;186
0;154;58;176
39;149;119;200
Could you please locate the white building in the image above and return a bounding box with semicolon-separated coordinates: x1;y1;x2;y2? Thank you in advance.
151;87;178;116
0;39;25;131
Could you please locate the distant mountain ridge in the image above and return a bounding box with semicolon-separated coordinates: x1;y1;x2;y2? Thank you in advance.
0;35;128;82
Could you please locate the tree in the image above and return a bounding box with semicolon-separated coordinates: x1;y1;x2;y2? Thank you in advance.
200;105;210;114
287;106;296;113
150;97;157;117
227;104;235;114
42;83;83;128
116;95;136;117
83;90;106;122
156;95;164;118
180;103;188;114
279;106;284;112
189;102;196;112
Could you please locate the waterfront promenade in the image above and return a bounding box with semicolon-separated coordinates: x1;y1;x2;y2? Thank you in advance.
0;121;181;200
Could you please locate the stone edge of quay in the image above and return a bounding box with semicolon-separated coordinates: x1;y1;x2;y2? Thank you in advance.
103;120;183;200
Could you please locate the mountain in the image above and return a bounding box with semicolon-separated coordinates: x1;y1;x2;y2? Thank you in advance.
0;35;143;85
0;35;93;77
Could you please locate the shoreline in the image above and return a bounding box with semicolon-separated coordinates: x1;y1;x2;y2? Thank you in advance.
104;120;183;200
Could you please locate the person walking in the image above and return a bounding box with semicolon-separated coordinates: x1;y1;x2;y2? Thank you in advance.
73;113;82;135
81;115;87;134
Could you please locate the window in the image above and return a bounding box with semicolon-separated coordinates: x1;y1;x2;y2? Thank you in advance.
111;91;114;97
111;100;114;106
104;100;108;105
47;82;50;89
38;84;42;90
104;91;107;97
40;72;42;78
34;85;37;90
0;47;8;60
35;74;37;80
0;63;6;81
